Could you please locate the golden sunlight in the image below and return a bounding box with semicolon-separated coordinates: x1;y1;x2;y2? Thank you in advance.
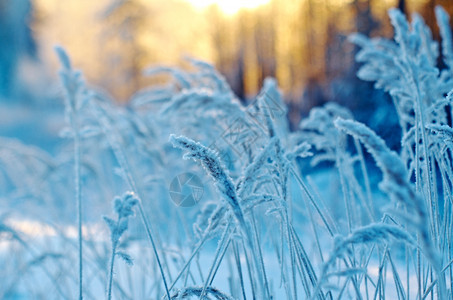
183;0;270;15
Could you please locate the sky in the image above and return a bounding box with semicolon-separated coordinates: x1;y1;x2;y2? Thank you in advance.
183;0;271;15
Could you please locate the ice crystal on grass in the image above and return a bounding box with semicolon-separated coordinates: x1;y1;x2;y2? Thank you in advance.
335;118;445;298
104;191;138;300
169;134;246;230
299;102;352;166
104;192;138;246
170;286;234;300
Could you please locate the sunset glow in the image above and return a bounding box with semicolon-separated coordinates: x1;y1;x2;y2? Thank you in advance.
184;0;271;15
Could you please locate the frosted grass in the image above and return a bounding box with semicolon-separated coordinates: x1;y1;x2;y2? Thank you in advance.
2;5;453;300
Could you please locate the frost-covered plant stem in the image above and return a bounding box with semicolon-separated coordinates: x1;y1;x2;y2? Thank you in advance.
413;76;435;231
55;46;85;300
74;118;83;300
335;118;446;299
336;150;352;233
90;100;171;299
200;221;232;299
389;10;438;274
106;224;118;300
136;203;171;300
170;134;267;298
104;192;138;300
353;138;374;221
168;209;229;292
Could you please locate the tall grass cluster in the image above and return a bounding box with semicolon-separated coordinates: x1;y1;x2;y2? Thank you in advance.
2;6;453;300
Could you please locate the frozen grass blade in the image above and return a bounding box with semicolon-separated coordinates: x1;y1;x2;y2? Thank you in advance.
199;221;232;299
55;46;86;300
104;192;138;300
232;241;247;300
89;97;171;300
314;223;417;299
435;6;453;71
168;207;227;291
335;118;446;298
171;286;235;300
170;134;269;298
170;134;247;230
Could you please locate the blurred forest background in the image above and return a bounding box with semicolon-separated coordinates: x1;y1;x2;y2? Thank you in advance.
1;0;453;133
